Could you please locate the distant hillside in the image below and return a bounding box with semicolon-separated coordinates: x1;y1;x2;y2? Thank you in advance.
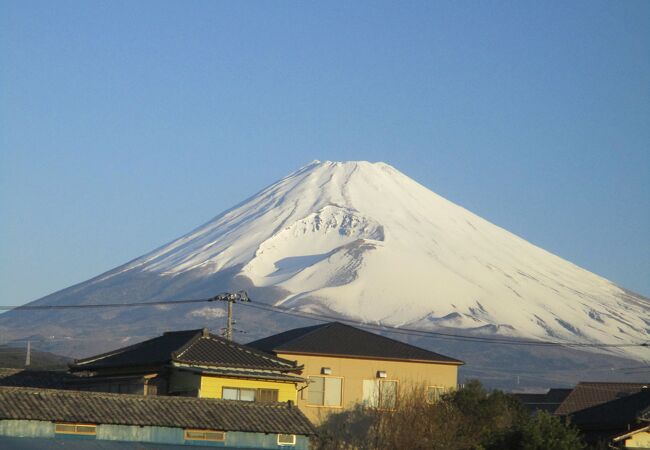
0;161;647;388
0;345;71;370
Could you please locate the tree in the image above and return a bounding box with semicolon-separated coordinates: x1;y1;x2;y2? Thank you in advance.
314;381;586;450
518;411;585;450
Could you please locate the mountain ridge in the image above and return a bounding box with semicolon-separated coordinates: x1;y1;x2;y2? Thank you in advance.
1;160;648;368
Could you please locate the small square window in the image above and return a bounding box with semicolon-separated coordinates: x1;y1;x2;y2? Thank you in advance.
55;423;97;435
426;386;445;403
184;429;226;442
278;433;296;445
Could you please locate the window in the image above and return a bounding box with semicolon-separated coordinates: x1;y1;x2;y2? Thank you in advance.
362;379;398;409
277;433;297;446
306;376;342;406
380;380;397;408
55;423;97;435
222;387;279;403
184;429;226;442
223;387;256;401
426;386;445;404
257;388;279;403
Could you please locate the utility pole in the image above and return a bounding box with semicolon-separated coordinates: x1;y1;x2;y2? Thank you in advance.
25;340;31;367
211;291;250;341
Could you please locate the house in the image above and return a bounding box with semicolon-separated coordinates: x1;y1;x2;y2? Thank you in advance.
555;382;649;416
68;328;306;403
0;386;315;449
612;424;650;449
570;388;650;447
554;382;650;448
247;322;464;423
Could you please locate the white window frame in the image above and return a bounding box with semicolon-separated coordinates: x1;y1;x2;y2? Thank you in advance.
305;375;344;407
184;429;226;442
277;433;297;446
222;386;257;402
426;385;446;404
54;423;97;435
362;379;399;409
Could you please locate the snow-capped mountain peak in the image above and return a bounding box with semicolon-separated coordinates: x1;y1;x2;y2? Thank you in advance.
105;160;649;359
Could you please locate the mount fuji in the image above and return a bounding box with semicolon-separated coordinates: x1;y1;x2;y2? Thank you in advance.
2;160;648;385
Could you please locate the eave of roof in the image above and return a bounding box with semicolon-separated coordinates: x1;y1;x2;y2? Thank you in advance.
174;364;306;383
612;424;650;442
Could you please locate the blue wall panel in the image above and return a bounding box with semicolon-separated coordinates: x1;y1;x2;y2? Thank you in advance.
0;420;311;449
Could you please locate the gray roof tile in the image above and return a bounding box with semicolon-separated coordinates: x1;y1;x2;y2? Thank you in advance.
0;386;315;436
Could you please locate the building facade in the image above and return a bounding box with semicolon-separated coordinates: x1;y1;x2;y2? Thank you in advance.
0;386;314;449
248;322;463;423
69;328;306;404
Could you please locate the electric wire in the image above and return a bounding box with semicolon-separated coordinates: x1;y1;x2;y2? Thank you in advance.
1;295;646;349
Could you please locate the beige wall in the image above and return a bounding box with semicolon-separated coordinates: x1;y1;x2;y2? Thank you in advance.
277;353;460;423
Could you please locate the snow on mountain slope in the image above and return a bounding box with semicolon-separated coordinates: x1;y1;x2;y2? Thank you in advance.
101;160;649;359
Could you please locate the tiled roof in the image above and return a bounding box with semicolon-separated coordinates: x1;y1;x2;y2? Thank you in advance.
71;329;301;373
555;382;649;416
247;322;463;364
0;387;315;436
569;388;650;430
514;388;572;414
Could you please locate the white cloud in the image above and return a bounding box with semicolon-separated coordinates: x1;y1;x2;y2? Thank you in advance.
187;307;226;319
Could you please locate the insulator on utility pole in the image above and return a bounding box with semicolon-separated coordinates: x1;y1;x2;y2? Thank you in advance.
210;291;250;341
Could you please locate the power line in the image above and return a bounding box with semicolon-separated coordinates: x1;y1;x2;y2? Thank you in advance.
0;298;213;310
239;302;649;349
1;296;647;349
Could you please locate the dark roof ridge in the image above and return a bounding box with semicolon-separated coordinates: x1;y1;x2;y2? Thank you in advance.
163;328;206;336
169;329;209;359
280;321;333;345
72;329;202;367
173;332;301;370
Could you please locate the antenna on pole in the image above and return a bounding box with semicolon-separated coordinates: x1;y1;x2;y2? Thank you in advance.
210;291;250;341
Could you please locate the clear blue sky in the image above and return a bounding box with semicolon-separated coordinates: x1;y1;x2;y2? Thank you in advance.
1;0;648;307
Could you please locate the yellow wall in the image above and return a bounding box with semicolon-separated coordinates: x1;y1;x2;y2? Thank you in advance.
199;375;298;403
277;353;459;423
625;431;650;448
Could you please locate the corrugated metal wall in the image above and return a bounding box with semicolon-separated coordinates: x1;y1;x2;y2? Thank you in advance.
0;420;310;449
